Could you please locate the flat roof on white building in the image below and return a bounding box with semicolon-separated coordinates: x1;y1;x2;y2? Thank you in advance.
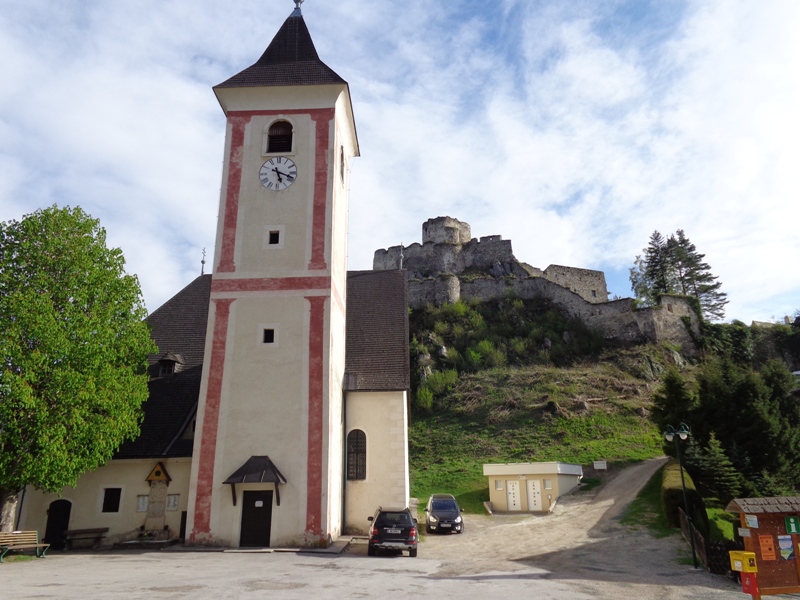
482;462;583;477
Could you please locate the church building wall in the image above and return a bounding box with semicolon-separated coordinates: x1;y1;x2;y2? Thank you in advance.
344;391;409;535
18;458;191;546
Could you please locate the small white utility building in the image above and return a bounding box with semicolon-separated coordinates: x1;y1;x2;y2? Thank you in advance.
483;462;583;513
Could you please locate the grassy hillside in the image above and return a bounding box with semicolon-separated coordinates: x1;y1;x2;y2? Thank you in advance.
409;362;665;511
407;296;677;511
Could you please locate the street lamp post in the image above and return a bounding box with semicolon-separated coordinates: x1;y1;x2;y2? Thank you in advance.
664;423;699;569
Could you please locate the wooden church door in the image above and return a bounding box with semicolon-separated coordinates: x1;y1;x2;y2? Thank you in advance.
239;490;273;547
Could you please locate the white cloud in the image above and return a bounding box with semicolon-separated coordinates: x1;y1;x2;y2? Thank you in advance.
0;0;797;321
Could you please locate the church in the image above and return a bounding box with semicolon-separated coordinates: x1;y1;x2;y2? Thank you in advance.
16;3;411;549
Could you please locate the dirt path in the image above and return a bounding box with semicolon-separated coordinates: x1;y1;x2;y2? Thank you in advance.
420;457;739;598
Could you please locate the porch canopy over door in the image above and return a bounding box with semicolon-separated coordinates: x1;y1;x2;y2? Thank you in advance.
223;455;287;506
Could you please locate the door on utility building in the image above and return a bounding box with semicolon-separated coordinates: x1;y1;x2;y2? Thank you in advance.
506;480;521;511
526;479;542;511
240;490;273;547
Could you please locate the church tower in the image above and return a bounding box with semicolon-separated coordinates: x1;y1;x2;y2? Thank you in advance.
186;2;359;547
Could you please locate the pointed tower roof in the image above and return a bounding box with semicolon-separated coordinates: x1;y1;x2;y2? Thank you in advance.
216;7;345;89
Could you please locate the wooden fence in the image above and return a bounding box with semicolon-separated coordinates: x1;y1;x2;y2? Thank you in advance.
679;507;743;575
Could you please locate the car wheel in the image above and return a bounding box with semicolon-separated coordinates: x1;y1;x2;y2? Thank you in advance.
409;548;417;557
367;544;375;556
426;525;433;534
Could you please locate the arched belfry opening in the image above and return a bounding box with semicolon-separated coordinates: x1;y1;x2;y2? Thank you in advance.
267;120;293;153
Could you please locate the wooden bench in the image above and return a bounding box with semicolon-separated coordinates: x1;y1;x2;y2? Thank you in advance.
0;530;49;563
64;527;109;550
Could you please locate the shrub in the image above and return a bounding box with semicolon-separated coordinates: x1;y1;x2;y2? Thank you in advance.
441;300;469;318
426;369;459;396
466;348;483;371
475;340;507;368
416;387;434;411
661;459;709;537
433;321;450;337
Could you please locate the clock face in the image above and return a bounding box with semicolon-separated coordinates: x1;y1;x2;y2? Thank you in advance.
259;157;297;191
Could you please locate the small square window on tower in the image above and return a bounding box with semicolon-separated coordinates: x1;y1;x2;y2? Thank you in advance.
258;324;279;347
263;225;285;250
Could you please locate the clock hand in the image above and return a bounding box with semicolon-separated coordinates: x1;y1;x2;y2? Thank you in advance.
272;168;295;181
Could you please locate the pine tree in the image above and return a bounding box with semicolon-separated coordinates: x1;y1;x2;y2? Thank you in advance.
651;368;697;437
629;229;728;321
671;230;728;320
629;230;676;306
701;433;744;504
645;230;675;297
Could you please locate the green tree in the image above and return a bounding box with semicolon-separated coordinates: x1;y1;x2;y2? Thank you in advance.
670;230;728;321
629;229;728;321
699;433;744;504
630;231;674;307
692;358;799;492
651;368;696;436
0;206;156;531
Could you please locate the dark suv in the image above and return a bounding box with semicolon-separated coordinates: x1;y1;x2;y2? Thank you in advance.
367;507;418;557
424;493;464;534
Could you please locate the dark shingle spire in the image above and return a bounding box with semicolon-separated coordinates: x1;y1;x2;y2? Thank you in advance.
215;6;345;89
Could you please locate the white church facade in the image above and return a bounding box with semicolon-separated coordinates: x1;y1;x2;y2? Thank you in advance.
16;4;410;549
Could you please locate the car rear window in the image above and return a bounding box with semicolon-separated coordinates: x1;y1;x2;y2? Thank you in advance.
376;512;412;527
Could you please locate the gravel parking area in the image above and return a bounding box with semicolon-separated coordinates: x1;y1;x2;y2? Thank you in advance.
1;458;746;599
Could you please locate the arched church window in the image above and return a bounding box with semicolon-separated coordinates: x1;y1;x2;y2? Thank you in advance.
267;120;293;153
346;429;367;480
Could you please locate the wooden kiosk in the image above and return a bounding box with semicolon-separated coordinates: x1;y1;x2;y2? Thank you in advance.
727;497;800;599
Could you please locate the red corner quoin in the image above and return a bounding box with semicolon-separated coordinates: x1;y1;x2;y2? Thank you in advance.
190;298;234;540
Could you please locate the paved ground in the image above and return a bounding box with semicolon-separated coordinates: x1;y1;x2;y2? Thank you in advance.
1;459;749;599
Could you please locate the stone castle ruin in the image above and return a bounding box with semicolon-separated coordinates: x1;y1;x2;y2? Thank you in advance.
373;216;700;353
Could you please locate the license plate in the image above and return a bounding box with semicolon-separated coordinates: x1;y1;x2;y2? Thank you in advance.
441;523;451;528
387;529;401;534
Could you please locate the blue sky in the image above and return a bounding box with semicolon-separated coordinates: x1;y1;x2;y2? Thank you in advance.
1;0;798;322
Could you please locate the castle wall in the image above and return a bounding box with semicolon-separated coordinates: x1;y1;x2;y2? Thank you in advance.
373;237;517;278
379;216;698;354
422;216;471;244
407;275;699;356
543;265;608;304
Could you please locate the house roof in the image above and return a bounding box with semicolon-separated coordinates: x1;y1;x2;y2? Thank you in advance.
118;269;409;459
345;270;410;391
115;275;211;459
726;497;800;514
145;275;211;375
215;9;345;89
